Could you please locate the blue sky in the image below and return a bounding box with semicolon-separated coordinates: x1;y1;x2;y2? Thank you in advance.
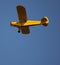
0;0;60;65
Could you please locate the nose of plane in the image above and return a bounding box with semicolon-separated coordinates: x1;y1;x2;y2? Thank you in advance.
41;16;49;26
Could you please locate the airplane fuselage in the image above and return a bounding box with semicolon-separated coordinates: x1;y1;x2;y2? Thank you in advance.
10;17;49;27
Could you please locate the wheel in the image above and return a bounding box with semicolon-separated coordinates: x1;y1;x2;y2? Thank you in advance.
18;30;20;33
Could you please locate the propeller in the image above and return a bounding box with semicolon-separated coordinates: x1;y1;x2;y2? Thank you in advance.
41;16;49;26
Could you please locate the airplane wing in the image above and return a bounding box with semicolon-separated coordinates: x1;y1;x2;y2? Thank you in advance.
16;5;30;34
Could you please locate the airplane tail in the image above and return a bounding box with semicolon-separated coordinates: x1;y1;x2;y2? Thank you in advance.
41;16;49;26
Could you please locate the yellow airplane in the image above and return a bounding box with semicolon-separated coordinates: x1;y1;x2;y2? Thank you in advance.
10;5;49;34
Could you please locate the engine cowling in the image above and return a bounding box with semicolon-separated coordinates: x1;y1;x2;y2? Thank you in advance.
41;16;49;26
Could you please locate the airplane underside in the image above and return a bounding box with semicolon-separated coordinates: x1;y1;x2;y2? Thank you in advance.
10;5;49;34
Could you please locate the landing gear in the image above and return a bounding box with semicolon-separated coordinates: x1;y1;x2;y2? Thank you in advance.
18;28;20;33
18;30;20;33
